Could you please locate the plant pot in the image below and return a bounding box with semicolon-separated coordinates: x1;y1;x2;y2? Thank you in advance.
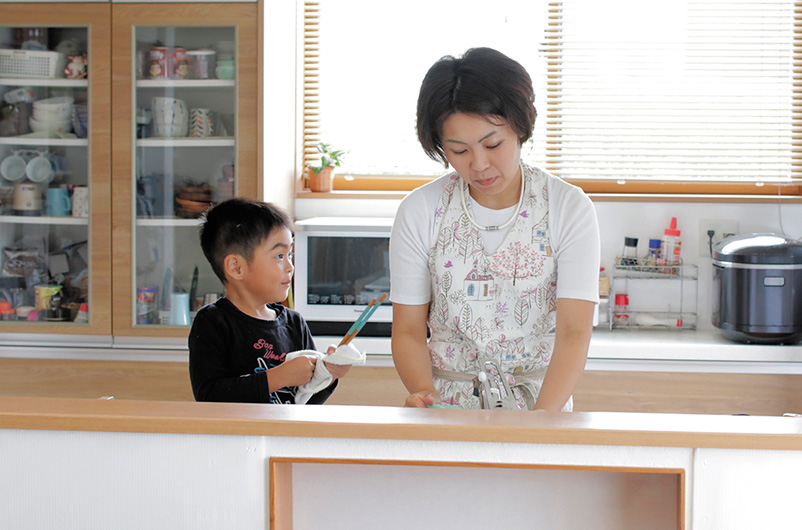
308;166;334;192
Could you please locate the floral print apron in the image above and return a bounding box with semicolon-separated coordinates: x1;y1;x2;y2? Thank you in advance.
427;163;567;410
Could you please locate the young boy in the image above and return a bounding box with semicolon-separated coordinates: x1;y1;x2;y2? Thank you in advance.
189;198;350;404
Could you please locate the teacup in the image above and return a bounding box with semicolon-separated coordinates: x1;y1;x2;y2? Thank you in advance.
46;187;71;216
25;152;53;183
0;151;28;182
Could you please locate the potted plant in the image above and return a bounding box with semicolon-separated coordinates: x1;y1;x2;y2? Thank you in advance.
307;142;345;192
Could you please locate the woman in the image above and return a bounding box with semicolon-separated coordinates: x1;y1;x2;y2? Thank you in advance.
389;48;600;411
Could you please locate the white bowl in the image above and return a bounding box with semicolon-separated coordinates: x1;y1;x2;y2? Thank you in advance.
33;106;72;122
33;96;75;110
29;117;72;134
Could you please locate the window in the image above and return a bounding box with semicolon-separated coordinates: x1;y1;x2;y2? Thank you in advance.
303;0;802;196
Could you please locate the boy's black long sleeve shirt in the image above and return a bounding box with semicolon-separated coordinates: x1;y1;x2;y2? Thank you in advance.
189;298;336;404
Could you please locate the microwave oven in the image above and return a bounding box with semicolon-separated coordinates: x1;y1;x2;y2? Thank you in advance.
294;217;393;338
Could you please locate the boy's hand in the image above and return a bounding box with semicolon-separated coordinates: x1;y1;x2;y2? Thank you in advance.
268;356;316;391
323;345;351;380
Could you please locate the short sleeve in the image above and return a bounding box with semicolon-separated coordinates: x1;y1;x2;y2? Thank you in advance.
389;179;444;306
548;178;601;303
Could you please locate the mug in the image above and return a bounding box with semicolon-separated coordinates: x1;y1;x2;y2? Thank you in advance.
72;186;89;217
26;152;53;183
46;187;71;216
0;151;27;181
168;293;191;326
189;108;213;137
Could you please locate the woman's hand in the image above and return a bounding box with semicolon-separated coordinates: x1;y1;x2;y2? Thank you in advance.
323;345;351;380
268;356;316;391
404;390;441;408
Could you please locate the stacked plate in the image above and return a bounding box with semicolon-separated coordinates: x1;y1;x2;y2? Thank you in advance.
30;96;73;135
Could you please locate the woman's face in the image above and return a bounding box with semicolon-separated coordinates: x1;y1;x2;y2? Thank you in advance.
441;112;522;209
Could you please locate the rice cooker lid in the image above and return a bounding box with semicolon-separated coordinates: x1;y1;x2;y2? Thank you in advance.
712;233;802;266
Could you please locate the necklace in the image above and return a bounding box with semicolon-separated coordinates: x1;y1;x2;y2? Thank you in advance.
459;162;526;231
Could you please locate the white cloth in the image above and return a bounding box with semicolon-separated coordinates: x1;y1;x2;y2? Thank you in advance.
284;344;366;404
390;163;600;306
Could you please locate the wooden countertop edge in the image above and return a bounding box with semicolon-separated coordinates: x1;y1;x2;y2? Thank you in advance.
2;396;802;450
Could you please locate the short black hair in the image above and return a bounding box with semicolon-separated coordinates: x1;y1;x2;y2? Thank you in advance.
416;47;537;167
199;198;293;283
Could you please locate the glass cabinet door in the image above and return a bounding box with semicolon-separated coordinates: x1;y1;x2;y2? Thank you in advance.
112;4;258;337
0;5;111;335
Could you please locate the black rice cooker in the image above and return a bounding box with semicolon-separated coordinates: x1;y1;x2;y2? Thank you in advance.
712;233;802;344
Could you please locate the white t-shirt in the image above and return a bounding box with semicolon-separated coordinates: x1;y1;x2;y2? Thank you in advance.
390;166;600;306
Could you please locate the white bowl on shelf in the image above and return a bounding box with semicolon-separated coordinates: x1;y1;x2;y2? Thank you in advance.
32;96;74;121
29;116;72;134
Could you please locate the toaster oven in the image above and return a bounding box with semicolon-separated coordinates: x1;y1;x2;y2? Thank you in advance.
294;217;393;337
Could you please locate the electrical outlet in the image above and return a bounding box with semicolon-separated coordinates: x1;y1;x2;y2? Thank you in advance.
699;219;739;257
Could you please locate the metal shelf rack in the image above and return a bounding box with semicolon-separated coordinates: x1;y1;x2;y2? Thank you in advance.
609;259;698;331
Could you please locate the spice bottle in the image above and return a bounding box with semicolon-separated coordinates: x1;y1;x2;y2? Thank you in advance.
622;237;638;267
647;238;662;269
661;217;682;274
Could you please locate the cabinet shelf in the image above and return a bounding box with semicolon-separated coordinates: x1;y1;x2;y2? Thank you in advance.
0;78;88;88
136;79;235;89
136;218;201;227
0;215;89;226
136;137;235;148
0;137;87;147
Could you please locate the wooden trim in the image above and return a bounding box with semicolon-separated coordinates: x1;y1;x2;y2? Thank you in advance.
269;460;293;530
4;396;802;451
269;457;684;530
301;173;802;198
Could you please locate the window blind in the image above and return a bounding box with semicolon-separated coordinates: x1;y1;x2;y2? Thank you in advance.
302;0;802;191
545;0;799;185
302;1;321;174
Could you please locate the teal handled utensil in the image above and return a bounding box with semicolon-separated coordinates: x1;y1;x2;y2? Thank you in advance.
339;292;387;346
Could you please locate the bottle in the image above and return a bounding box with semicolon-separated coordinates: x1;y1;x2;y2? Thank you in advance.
661;217;682;274
647;238;662;270
614;293;629;326
622;237;638;267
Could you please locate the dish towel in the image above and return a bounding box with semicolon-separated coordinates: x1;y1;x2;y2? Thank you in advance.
284;343;366;404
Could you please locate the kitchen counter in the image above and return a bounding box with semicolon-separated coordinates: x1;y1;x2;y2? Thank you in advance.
3;396;802;529
314;328;802;374
3;328;802;375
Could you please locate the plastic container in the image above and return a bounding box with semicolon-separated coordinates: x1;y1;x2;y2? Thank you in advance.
614;293;629;324
0;301;15;320
661;217;682;274
187;49;216;79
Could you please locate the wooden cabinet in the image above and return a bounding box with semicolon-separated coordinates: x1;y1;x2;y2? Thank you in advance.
111;3;260;338
0;2;261;342
0;4;111;335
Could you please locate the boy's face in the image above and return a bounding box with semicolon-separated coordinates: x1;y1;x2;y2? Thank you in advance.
240;226;294;304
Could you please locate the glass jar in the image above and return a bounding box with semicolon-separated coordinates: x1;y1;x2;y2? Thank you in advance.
187;49;216;79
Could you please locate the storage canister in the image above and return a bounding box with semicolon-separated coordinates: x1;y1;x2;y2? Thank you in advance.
712;233;802;344
187;49;216;79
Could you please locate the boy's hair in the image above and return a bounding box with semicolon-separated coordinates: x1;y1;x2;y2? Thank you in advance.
416;47;537;167
199;198;294;283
